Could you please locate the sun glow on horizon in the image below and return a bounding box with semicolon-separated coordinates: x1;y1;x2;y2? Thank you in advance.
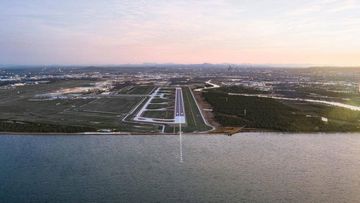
1;0;360;66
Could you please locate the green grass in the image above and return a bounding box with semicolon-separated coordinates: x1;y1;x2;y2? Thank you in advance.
117;85;134;94
126;86;154;95
142;110;174;119
147;103;169;109
0;80;162;133
0;119;96;133
0;80;95;102
79;97;142;115
151;98;169;103
182;87;212;132
204;89;360;132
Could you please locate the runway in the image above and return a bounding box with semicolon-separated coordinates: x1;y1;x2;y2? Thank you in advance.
175;87;186;124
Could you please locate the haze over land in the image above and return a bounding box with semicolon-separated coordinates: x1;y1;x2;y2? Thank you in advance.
1;0;360;66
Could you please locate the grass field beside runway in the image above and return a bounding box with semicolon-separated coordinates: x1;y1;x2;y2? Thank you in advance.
125;85;154;95
79;97;143;115
0;80;210;133
151;98;169;103
181;87;212;132
0;80;159;133
142;110;174;119
164;87;212;133
117;85;154;95
136;87;176;121
146;103;170;109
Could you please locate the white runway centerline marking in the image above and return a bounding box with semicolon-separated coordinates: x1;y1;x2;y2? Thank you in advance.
174;87;186;124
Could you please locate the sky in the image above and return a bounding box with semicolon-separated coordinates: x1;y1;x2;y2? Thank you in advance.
0;0;360;66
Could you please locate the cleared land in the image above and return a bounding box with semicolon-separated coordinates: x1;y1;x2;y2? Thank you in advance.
142;110;174;119
146;103;170;110
79;97;142;115
122;85;154;95
0;80;158;133
182;87;212;132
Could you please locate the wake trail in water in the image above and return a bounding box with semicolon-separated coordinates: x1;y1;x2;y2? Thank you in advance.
179;123;183;163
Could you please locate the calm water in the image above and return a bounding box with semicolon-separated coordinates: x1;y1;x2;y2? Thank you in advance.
1;133;360;203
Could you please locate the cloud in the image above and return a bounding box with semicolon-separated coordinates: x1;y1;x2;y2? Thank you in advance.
327;0;360;12
1;0;360;65
287;0;359;16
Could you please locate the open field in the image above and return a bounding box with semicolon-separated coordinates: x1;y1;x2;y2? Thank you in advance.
142;110;174;119
146;103;170;109
151;98;169;103
181;87;212;132
0;80;95;100
0;80;159;133
79;97;142;115
122;85;154;95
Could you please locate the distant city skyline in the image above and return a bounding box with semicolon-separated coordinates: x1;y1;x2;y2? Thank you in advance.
1;0;360;66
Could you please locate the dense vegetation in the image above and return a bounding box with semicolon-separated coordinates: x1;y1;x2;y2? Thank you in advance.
218;86;267;94
203;89;360;132
0;120;96;133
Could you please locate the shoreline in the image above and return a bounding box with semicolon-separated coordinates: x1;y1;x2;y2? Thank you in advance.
1;131;360;136
0;131;223;136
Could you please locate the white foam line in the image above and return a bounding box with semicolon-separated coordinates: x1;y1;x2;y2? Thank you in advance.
179;123;183;163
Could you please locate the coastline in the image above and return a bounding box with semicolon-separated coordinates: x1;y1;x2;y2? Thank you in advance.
1;130;360;136
0;131;221;136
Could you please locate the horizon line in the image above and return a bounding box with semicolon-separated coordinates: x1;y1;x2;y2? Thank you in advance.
1;63;360;68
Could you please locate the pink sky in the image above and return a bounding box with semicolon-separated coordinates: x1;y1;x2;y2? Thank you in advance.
1;0;360;66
